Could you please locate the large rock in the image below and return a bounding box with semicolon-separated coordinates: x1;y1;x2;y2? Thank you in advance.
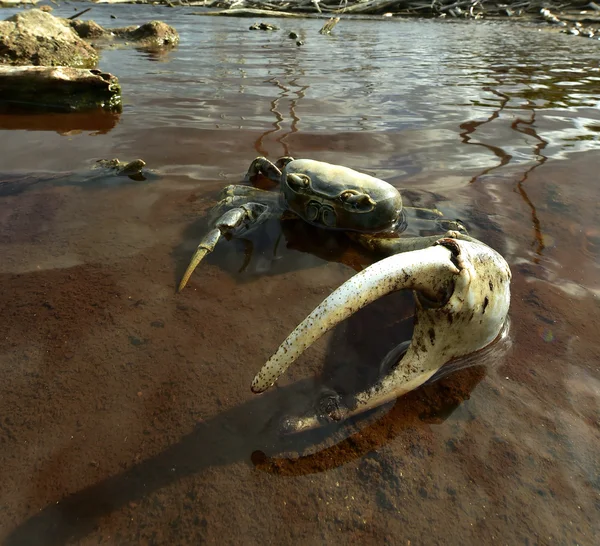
74;20;180;49
114;21;179;48
0;65;121;112
0;9;99;68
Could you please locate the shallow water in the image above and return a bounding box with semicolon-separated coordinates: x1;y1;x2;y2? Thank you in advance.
0;3;599;544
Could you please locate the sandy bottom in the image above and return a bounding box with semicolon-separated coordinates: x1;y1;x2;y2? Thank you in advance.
0;143;599;545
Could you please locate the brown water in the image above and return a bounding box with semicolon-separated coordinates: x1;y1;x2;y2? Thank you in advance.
1;4;599;544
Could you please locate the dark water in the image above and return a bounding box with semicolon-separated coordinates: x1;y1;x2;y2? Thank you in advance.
0;4;599;545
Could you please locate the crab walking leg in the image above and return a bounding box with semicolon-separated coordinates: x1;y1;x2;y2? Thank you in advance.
244;157;284;184
352;230;473;258
403;205;444;217
178;203;268;292
178;229;222;292
251;244;458;394
353;233;452;256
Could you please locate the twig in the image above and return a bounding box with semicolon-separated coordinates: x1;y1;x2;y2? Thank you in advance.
68;7;92;20
319;15;340;32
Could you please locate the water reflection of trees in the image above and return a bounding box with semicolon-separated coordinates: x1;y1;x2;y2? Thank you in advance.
458;51;572;259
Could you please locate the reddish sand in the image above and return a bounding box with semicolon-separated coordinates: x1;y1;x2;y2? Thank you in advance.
0;140;598;545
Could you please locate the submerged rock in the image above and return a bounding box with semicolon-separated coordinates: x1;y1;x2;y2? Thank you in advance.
0;9;98;68
67;18;179;50
110;20;180;49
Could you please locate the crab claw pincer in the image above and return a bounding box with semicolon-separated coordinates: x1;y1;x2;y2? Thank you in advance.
251;235;511;432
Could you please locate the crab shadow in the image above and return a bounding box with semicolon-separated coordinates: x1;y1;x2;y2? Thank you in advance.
172;213;374;289
4;285;501;546
172;182;471;289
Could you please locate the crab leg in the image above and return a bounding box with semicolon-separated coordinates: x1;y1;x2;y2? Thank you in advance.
251;235;511;431
178;203;268;292
351;228;470;258
244;156;295;184
403;205;443;217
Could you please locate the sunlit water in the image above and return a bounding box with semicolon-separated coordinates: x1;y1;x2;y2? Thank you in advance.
0;4;599;545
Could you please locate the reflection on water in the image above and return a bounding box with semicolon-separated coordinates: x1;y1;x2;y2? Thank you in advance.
0;3;599;545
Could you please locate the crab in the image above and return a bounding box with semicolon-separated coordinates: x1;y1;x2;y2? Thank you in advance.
178;158;511;432
178;156;463;291
93;158;148;179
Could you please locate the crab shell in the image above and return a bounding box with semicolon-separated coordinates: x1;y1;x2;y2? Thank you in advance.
281;159;402;233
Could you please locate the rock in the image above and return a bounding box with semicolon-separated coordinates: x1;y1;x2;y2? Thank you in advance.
249;22;279;31
69;19;108;39
0;65;121;112
112;21;179;48
0;9;98;68
0;0;39;6
39;4;52;11
66;17;178;50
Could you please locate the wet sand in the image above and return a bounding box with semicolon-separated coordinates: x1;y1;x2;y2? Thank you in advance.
0;147;598;544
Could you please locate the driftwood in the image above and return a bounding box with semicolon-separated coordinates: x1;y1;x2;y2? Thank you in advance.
191;0;595;18
197;7;313;17
0;66;122;113
319;15;340;33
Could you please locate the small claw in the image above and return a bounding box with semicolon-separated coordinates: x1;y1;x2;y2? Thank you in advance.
178;203;269;291
178;229;221;292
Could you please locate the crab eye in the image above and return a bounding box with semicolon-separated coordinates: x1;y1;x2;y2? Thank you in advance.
340;190;376;212
287;173;311;192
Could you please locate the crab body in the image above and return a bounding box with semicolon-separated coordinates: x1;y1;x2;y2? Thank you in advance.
280;159;403;232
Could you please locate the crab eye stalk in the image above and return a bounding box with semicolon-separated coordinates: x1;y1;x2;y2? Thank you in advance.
339;190;376;212
286;173;311;192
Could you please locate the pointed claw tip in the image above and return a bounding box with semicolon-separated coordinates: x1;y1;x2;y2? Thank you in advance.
251;378;270;394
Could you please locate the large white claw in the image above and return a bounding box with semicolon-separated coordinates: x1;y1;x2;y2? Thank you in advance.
251;236;511;429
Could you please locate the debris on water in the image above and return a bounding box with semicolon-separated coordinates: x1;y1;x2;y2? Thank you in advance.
318;16;340;35
249;22;279;31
